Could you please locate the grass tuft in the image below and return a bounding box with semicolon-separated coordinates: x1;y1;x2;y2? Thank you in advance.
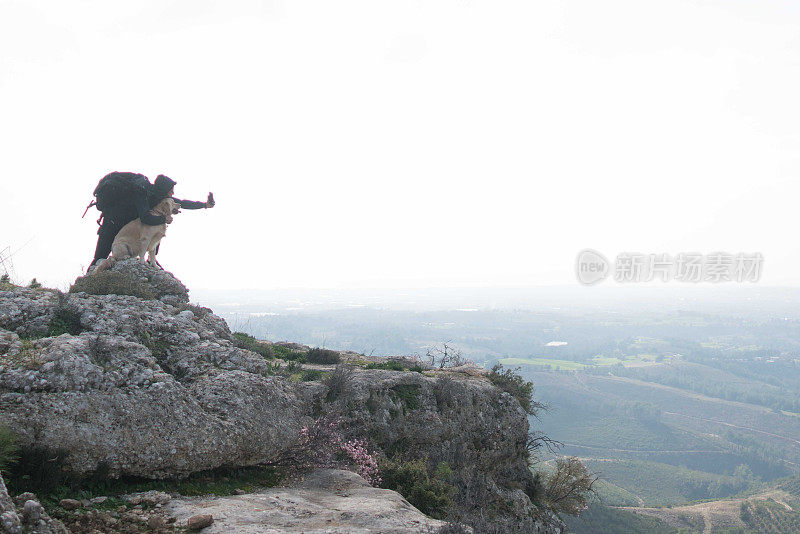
69;271;156;300
307;347;340;364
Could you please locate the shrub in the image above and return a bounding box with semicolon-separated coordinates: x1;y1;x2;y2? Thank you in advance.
28;278;42;289
307;347;340;364
391;384;420;412
277;360;304;379
324;365;355;402
233;332;275;359
543;457;597;516
365;360;405;371
7;456;282;503
434;376;462;409
271;344;305;362
7;445;70;494
0;273;10;285
488;364;542;416
426;342;466;369
47;292;84;337
69;271;156;300
379;457;455;519
0;425;18;472
301;369;325;381
364;361;425;373
268;414;381;486
87;335;113;368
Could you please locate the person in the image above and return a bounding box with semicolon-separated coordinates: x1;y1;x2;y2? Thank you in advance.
89;173;214;269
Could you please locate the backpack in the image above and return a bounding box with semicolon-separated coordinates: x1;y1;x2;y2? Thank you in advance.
83;172;151;218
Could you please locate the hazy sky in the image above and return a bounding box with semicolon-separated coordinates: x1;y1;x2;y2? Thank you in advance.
2;1;800;291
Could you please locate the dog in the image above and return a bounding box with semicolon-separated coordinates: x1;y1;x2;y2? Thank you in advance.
95;198;181;272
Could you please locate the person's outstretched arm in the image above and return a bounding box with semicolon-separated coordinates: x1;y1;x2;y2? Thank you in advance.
135;193;167;225
173;192;215;210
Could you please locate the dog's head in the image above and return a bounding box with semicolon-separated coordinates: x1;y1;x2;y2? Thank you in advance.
151;198;181;223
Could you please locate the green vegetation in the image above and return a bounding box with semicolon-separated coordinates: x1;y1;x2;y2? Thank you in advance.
231;334;317;367
306;347;340;364
0;425;19;472
7;339;44;369
778;475;800;496
364;360;424;373
613;360;800;414
5;442;283;506
69;271;156;300
583;459;746;506
28;278;42;289
270;343;305;361
324;364;355;402
8;457;283;509
499;357;587;370
233;332;275;359
301;369;326;381
592;355;625;366
0;273;12;289
590;478;642;507
366;360;405;371
488;364;538;415
542;456;597;515
391;384;420;412
563;502;677;534
740;498;800;533
379;458;455;519
6;445;71;494
499;354;654;371
47;301;84;337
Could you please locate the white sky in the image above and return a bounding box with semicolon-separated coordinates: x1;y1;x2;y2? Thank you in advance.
1;0;800;291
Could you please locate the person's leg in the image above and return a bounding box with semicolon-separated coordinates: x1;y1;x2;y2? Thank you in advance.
90;220;120;268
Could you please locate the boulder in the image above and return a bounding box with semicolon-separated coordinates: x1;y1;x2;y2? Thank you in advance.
165;469;448;533
77;258;190;305
0;286;313;477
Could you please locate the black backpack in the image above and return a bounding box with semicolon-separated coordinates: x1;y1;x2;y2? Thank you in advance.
83;172;151;218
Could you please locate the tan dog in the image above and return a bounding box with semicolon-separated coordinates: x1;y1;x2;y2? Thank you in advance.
95;198;181;272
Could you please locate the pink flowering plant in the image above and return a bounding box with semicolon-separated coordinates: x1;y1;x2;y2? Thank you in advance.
269;413;382;486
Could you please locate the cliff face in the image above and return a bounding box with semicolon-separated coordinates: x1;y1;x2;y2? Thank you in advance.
0;261;559;532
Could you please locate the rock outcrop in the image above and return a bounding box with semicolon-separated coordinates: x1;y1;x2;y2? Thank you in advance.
0;284;312;478
165;469;448;533
0;262;560;532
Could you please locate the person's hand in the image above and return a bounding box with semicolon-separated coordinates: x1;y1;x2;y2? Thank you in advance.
206;192;215;208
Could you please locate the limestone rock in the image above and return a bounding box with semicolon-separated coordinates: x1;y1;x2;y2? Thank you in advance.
58;499;81;510
166;469;447;533
124;491;171;506
78;258;190;305
0;511;21;534
0;285;312;478
187;513;214;530
0;474;66;534
147;515;167;529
